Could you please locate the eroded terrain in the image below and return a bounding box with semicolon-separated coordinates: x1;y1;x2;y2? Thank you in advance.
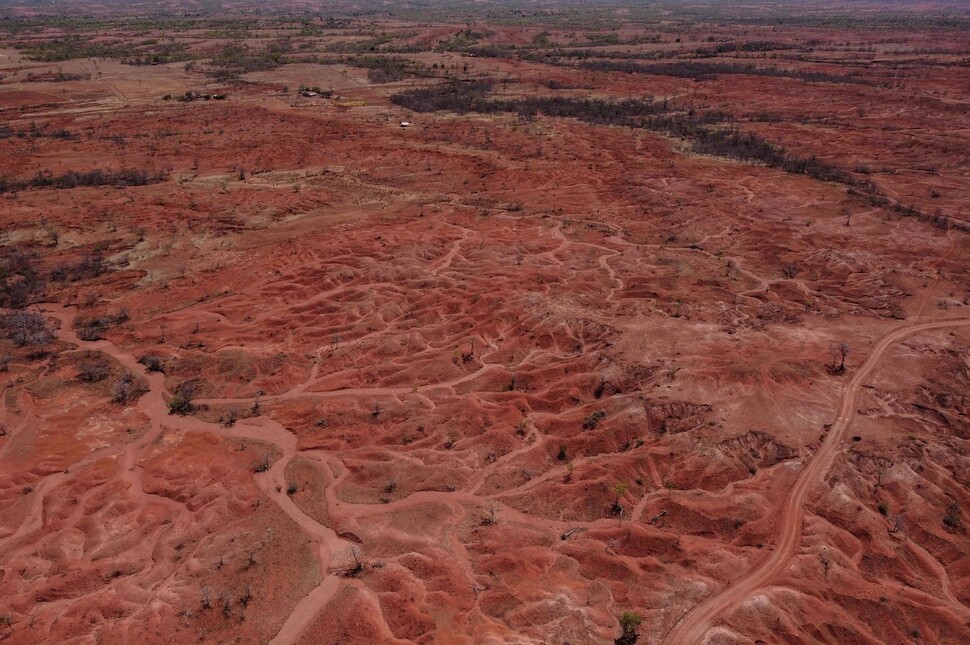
1;2;970;643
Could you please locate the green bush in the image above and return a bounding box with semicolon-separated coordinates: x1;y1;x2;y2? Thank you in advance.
617;611;642;644
168;394;193;415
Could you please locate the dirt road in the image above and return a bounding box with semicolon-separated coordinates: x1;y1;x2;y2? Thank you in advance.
667;315;970;644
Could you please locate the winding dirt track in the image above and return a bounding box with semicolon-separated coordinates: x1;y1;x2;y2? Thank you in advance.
31;304;360;645
26;297;641;644
667;315;970;644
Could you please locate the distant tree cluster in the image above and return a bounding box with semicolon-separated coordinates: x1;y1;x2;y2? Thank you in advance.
0;168;167;194
0;124;73;141
123;43;192;66
17;36;193;65
691;40;795;55
338;55;432;84
390;80;494;114
21;72;91;83
397;81;963;226
391;82;849;184
644;114;852;183
162;91;226;102
455;40;793;65
208;40;293;81
580;60;868;85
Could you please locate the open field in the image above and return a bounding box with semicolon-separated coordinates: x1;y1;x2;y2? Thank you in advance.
1;1;969;643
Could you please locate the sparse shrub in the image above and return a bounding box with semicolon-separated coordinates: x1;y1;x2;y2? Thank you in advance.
616;611;642;645
238;586;252;608
76;324;103;341
75;308;129;341
0;249;44;308
944;501;963;531
610;483;629;517
111;374;137;403
50;253;105;282
383;479;398;494
878;501;889;516
168;395;193;415
78;360;109;383
583;410;606;430
139;355;164;372
563;462;574;483
335;547;364;577
168;383;195;415
286;481;298;496
557;444;568;461
253;456;271;473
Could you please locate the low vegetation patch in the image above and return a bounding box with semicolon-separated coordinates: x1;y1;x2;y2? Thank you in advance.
580;60;869;85
0;168;167;194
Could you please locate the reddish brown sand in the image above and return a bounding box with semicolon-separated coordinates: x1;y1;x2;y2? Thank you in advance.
1;7;970;644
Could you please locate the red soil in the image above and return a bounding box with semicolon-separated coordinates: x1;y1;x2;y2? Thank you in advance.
1;8;970;644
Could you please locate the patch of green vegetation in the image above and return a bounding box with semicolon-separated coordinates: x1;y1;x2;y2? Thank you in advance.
207;39;293;80
16;36;193;65
339;55;432;83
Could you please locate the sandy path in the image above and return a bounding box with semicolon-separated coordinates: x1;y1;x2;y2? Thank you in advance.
667;315;970;644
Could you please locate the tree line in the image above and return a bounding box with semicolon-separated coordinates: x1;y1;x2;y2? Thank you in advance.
579;60;868;85
0;168;167;194
391;81;850;184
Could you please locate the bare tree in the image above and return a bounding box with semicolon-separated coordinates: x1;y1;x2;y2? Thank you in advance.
831;342;849;374
3;312;52;348
78;360;109;383
111;374;136;403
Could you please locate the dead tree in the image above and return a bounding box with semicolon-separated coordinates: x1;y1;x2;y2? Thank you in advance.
831;342;849;374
